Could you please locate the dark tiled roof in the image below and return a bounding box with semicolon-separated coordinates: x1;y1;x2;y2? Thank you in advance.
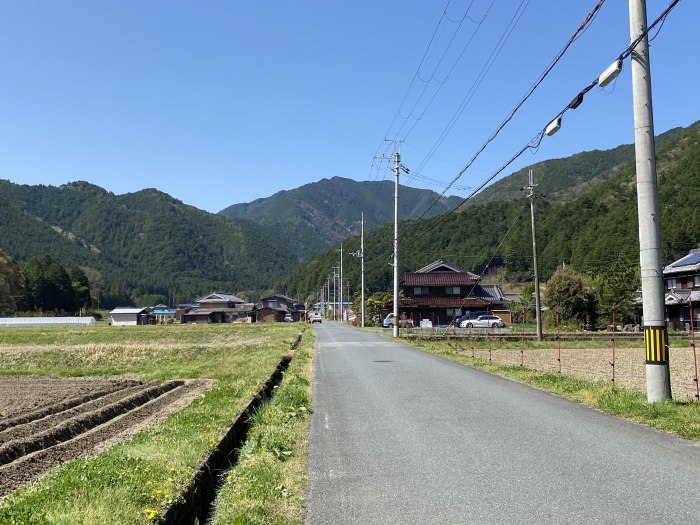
416;259;479;278
399;297;490;308
403;272;477;286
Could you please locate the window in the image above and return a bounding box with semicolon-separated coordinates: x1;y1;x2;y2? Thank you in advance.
446;308;461;317
267;300;278;308
445;287;460;295
695;275;700;287
666;278;676;290
413;287;429;295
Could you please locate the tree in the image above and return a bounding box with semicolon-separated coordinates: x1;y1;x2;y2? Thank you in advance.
0;250;25;315
23;256;77;313
543;266;596;329
69;266;93;312
591;259;640;328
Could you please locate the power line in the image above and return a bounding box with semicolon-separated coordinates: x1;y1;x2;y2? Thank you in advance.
364;0;682;277
409;0;607;217
371;0;496;181
401;0;680;249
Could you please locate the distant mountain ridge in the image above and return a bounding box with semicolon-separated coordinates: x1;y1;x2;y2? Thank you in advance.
0;180;292;303
218;176;464;261
1;121;697;306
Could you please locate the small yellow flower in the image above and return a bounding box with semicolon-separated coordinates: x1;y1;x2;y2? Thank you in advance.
144;508;158;520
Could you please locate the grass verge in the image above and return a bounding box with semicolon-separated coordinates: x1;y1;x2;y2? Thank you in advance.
0;323;305;524
409;339;700;442
208;327;314;525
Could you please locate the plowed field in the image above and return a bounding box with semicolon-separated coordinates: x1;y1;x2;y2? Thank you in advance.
0;375;209;498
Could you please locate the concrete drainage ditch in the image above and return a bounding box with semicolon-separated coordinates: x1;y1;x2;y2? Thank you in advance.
160;335;301;525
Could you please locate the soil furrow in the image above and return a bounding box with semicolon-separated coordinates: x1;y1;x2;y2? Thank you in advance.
0;381;139;432
0;380;208;499
0;381;183;466
0;381;164;443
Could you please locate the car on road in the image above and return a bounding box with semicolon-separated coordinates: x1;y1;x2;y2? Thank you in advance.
460;314;505;329
310;312;322;323
382;313;414;328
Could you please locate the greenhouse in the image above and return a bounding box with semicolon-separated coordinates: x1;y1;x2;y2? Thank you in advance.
0;317;96;328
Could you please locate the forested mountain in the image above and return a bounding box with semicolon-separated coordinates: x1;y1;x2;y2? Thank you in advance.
1;121;697;308
218;176;464;261
0;181;292;304
282;121;700;302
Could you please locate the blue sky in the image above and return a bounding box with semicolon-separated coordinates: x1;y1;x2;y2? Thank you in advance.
0;1;696;213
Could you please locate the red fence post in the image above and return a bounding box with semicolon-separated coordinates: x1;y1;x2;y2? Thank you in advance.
557;305;561;374
520;304;525;367
689;298;699;402
611;303;616;386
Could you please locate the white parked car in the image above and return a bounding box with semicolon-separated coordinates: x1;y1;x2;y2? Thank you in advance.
460;314;505;329
310;312;322;323
383;313;414;328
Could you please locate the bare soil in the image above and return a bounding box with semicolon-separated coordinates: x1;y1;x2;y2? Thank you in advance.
0;375;212;499
448;342;700;401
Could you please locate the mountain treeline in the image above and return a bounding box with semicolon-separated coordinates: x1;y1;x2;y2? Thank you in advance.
0;182;292;305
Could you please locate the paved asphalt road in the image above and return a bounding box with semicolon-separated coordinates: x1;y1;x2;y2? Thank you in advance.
305;322;700;524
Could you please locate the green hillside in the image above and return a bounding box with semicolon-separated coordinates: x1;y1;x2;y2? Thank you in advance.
467;124;691;207
282;121;700;300
0;181;292;303
219;176;463;261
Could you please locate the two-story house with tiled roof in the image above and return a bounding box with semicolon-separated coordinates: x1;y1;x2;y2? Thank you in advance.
255;294;304;322
395;259;511;326
662;249;700;330
182;292;254;324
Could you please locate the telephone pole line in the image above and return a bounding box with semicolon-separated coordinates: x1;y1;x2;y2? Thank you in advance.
393;150;400;338
352;213;366;327
525;169;543;341
629;0;671;401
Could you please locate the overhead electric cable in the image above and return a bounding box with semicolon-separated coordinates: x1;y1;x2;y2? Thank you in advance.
410;0;607;214
365;0;682;272
402;0;681;249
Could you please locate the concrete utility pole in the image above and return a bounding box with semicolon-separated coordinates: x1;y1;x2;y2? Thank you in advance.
338;244;344;322
333;267;338;321
351;213;366;327
526;169;544;341
393;150;400;338
360;212;365;327
629;0;671;401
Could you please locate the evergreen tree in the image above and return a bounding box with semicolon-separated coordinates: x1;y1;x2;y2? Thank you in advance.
543;266;597;329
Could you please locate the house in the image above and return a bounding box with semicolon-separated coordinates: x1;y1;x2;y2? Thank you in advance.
255;294;303;322
394;259;511;326
110;307;153;326
181;292;254;324
662;249;700;329
152;304;177;324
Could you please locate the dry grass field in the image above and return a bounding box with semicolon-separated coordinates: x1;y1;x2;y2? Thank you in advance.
447;342;699;402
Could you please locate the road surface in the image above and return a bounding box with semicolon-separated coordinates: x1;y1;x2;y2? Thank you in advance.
305;322;700;524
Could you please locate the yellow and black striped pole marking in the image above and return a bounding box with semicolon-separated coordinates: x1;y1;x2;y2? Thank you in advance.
645;326;669;364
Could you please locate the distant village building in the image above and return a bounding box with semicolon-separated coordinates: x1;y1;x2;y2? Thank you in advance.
255;294;304;322
181;292;254;324
110;307;153;326
152;304;176;324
